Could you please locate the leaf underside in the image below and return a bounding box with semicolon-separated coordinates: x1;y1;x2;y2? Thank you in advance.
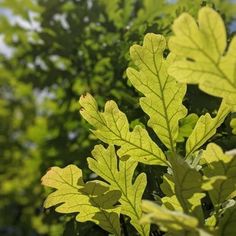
168;7;236;111
127;33;187;152
88;144;150;236
41;165;121;236
79;93;168;166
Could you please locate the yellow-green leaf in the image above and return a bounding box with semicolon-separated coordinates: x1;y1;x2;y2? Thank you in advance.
127;33;187;151
41;165;121;236
79;93;168;166
230;118;236;135
186;101;230;157
88;145;150;236
160;173;183;212
177;113;199;142
141;200;199;233
201;143;236;206
168;7;236;111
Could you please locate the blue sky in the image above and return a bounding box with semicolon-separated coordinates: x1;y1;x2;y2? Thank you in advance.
0;7;40;57
0;8;13;57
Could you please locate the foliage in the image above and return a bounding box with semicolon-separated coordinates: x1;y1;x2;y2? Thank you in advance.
42;7;236;236
230;117;236;134
42;165;121;235
0;0;236;235
168;7;236;111
127;34;187;152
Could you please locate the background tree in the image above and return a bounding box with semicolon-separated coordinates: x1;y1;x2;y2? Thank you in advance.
0;0;235;235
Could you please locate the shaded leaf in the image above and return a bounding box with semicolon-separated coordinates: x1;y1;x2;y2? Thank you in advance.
230;118;236;135
217;204;236;236
162;156;205;221
201;143;236;206
177;113;199;142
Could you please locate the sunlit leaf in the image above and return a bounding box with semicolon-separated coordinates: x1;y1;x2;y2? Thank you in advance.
88;145;150;236
186;101;230;157
79;93;168;166
141;200;199;233
41;165;121;235
168;7;236;111
127;33;187;151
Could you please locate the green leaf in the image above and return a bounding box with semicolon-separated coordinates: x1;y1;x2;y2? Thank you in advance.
41;165;121;236
230;118;236;135
141;200;199;233
162;156;205;221
160;173;182;211
186;101;230;157
88;145;150;236
201;143;236;206
99;0;135;29
217;204;236;236
168;7;236;111
177;113;199;142
127;33;187;151
79;93;168;166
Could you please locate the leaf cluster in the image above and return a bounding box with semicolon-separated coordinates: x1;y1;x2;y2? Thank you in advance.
42;7;236;236
0;0;236;235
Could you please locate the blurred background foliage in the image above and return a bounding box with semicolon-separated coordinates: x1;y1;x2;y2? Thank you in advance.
0;0;235;235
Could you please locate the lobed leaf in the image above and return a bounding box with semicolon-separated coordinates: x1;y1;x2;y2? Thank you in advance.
201;143;236;206
141;200;200;233
217;204;236;236
88;145;150;236
186;101;230;157
79;93;168;166
41;165;121;235
161;156;205;221
127;33;187;151
168;7;236;111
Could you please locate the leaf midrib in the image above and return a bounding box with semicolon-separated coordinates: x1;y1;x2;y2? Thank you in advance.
132;38;176;153
83;107;169;166
49;169;120;236
92;148;148;236
180;28;236;89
